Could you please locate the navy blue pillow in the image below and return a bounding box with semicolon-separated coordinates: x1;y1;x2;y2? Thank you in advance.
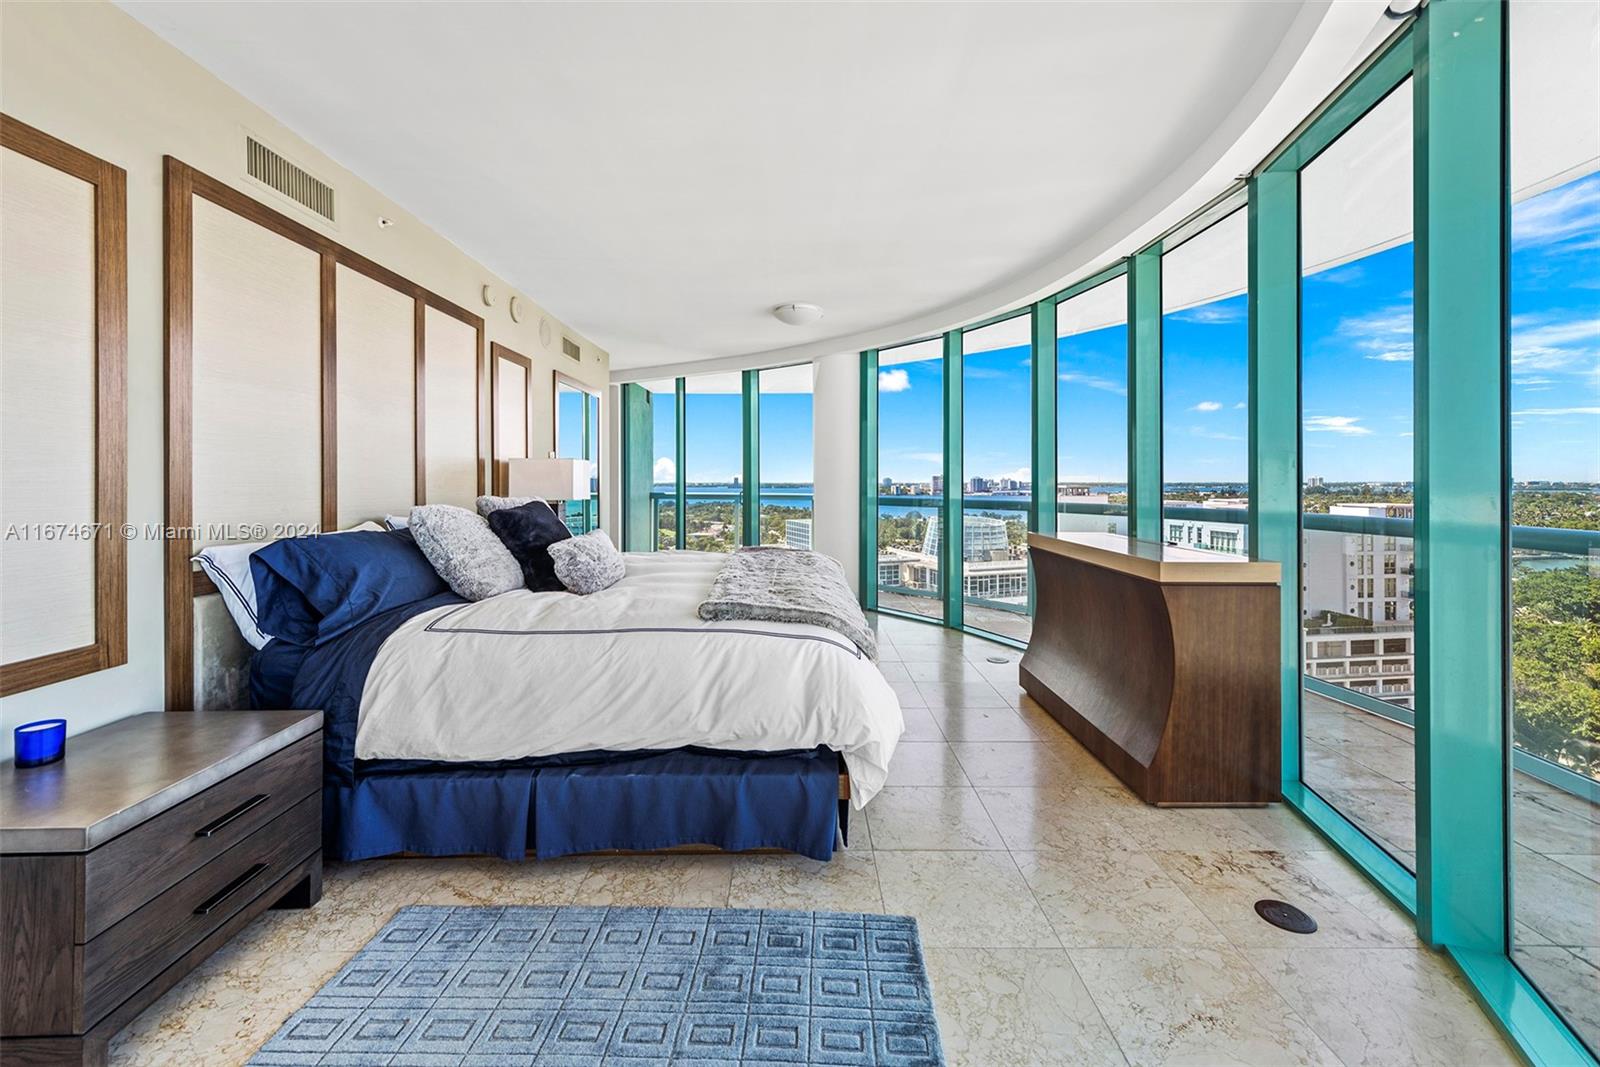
250;528;448;646
487;500;572;592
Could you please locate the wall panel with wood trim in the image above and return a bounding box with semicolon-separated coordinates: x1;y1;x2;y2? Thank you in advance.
0;117;126;697
423;307;482;510
165;159;485;710
335;265;417;528
190;197;322;550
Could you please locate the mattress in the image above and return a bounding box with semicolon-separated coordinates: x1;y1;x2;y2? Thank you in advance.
353;551;904;807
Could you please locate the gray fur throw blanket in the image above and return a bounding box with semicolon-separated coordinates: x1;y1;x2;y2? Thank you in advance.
698;546;877;659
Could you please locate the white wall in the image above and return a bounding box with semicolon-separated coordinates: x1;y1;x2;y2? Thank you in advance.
810;354;861;595
0;1;608;736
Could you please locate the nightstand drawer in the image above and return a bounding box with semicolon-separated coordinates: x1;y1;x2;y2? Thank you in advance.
80;734;319;940
81;793;319;1027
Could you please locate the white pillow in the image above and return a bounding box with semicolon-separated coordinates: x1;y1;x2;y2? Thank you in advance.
193;521;383;649
383;513;410;530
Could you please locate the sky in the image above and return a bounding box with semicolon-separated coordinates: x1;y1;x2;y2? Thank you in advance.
646;169;1598;491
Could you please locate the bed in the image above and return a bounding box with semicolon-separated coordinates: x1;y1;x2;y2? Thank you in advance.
246;548;903;863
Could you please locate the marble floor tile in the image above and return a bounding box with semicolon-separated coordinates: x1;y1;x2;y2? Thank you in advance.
924;948;1127;1067
915;680;1012;709
899;704;945;741
1014;848;1227;949
401;855;591;907
1512;783;1600;857
224;858;434;956
975;786;1138;853
876;660;913;683
889;678;928;708
884;741;972;786
1152;849;1413;949
1228;804;1331;852
864;786;1007;850
1512;945;1600;1051
567;854;734;906
1545;852;1599;882
951;740;1079;790
1247;947;1518;1066
875;850;1060;949
728;848;886;913
1106;792;1282;853
1070;945;1342;1066
1513;845;1600;947
928;704;1042;742
109;949;348;1066
904;658;989;684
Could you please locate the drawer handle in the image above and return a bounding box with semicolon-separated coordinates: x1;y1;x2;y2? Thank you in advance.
193;862;269;916
194;793;270;838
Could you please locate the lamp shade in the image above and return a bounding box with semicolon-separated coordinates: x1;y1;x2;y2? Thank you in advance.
506;457;592;500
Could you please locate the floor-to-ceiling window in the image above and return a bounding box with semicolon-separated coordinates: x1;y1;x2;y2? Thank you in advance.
1055;274;1129;535
1297;79;1417;869
961;314;1032;641
1507;0;1600;1047
683;372;743;551
554;375;600;532
876;336;944;621
637;378;679;549
757;364;814;549
1161;206;1249;555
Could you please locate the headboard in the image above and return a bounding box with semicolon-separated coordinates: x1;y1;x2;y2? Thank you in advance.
163;158;487;710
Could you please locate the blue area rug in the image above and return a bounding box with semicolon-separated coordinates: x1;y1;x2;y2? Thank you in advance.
249;904;945;1066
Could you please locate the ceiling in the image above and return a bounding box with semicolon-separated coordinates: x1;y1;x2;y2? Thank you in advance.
123;1;1339;371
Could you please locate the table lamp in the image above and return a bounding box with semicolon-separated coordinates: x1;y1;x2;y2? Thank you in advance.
506;457;593;527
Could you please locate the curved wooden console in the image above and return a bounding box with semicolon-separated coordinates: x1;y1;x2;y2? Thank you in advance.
1019;532;1281;806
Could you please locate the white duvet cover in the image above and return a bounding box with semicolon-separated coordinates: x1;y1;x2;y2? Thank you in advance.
355;551;903;807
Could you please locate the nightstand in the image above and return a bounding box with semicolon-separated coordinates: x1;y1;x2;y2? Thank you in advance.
0;710;323;1066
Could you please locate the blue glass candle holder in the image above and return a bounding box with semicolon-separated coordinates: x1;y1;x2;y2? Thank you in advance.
14;719;66;768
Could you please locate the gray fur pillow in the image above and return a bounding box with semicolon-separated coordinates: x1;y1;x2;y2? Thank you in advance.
476;495;543;517
546;530;626;594
409;504;525;601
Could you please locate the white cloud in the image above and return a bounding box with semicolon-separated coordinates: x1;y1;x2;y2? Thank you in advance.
1190;400;1222;412
1513;177;1600;249
1171;302;1244;325
1233;401;1247;409
1304;415;1373;436
1509;313;1600;372
653;457;675;483
878;368;911;393
1511;407;1600;417
1336;306;1414;365
1059;371;1127;396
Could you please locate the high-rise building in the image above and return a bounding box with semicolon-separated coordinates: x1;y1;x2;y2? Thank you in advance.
921;514;1009;561
931;474;943;494
783;519;813;550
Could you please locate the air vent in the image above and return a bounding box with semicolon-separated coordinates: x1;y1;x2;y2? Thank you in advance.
561;337;581;361
245;136;335;223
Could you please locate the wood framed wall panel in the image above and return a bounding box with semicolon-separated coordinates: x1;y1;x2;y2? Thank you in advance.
0;115;127;697
163;157;484;710
335;265;417;527
490;343;534;496
423;307;484;509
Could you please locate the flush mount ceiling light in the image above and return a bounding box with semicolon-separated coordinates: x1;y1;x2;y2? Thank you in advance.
771;303;823;327
1384;0;1425;18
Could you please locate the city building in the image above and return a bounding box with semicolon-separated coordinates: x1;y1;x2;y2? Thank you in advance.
920;513;1010;561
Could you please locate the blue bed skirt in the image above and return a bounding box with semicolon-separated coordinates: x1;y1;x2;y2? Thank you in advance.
326;747;843;863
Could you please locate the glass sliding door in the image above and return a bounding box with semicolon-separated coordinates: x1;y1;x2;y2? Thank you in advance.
1055;275;1129;535
876;337;945;621
1161;207;1249;555
757;364;814;548
1297;78;1417;870
1507;0;1600;1048
961;315;1032;641
683;372;743;551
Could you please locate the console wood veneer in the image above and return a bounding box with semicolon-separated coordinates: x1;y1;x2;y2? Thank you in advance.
1019;532;1281;806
